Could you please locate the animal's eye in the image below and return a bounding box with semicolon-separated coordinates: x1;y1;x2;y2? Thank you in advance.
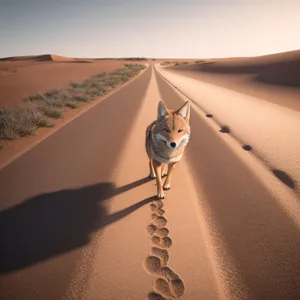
163;128;170;133
178;129;183;132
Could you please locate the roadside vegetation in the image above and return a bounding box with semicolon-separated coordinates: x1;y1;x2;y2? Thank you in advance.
122;57;147;61
0;63;146;150
174;61;189;66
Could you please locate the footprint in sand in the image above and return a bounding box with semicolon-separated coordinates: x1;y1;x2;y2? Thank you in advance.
148;291;166;300
150;203;165;216
152;215;168;227
144;200;185;299
144;256;185;299
151;247;169;266
151;235;172;249
146;225;169;238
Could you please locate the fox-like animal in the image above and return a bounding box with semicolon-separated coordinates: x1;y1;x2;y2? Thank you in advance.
145;100;191;199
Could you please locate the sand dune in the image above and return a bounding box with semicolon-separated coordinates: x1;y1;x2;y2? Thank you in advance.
0;54;82;62
165;50;300;111
0;55;37;61
169;49;300;86
34;54;75;62
33;54;94;63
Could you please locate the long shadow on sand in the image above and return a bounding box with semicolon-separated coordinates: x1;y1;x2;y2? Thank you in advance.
0;177;155;274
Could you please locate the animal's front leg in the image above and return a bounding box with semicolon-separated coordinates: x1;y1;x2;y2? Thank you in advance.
161;163;168;178
163;162;177;190
153;159;165;199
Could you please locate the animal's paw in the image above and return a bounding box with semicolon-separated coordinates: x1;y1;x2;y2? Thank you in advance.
163;184;171;191
157;190;165;199
148;173;156;179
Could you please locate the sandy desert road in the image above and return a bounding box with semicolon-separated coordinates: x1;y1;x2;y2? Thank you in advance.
156;64;300;198
0;64;300;300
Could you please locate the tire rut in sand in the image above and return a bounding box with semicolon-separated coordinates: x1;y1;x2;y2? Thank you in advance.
144;200;185;299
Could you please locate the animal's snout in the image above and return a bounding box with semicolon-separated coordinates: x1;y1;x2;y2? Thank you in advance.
170;142;177;148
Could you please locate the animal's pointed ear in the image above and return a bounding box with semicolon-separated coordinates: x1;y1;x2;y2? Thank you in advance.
157;101;170;119
177;101;190;121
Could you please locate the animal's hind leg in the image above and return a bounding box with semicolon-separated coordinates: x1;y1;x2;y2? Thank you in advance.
148;159;156;178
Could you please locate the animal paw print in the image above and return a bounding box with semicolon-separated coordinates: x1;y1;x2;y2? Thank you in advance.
144;200;185;299
144;256;185;299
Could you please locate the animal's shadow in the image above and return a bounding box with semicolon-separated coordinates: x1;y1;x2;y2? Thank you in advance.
0;177;155;274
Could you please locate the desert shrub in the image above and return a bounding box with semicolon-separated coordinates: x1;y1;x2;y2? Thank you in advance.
24;94;44;102
65;101;79;109
40;104;64;118
72;94;91;102
0;105;50;140
1;63;146;148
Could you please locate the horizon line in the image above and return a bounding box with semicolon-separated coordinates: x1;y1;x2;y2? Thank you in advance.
1;48;299;61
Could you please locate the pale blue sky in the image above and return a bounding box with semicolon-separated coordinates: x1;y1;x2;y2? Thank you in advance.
0;0;299;58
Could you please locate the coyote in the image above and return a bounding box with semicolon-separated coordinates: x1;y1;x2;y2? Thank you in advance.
145;101;191;199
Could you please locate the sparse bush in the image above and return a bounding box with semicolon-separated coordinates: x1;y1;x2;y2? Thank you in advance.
44;98;65;108
40;104;64;119
86;87;105;97
24;94;44;102
94;72;106;78
88;80;102;88
121;75;129;82
97;91;106;96
0;105;49;140
124;64;133;68
70;82;82;88
123;57;146;61
65;101;78;109
124;63;145;71
1;63;146;149
38;118;53;128
98;85;108;92
68;87;85;95
175;61;188;66
81;80;95;88
106;82;116;88
72;95;91;102
44;89;67;99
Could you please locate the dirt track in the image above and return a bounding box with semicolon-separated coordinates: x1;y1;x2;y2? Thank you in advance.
0;65;299;300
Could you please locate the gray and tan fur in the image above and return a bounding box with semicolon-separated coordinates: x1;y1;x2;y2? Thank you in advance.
145;101;191;199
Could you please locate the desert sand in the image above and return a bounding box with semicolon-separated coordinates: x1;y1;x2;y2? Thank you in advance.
0;55;148;168
0;54;138;107
165;50;300;111
156;64;300;199
0;60;300;300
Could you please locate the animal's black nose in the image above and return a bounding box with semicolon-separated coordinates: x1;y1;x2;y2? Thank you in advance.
170;142;177;148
